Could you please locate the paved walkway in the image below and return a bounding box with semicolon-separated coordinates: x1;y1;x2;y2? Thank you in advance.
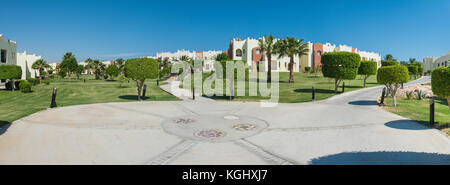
0;76;449;164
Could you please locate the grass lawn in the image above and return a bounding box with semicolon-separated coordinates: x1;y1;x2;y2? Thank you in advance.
183;72;381;103
383;97;450;129
0;75;178;125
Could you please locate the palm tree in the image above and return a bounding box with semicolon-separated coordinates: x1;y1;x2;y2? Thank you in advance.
273;37;309;83
258;34;275;82
180;55;194;73
409;58;416;64
86;59;103;80
115;58;125;74
385;54;394;61
31;59;50;83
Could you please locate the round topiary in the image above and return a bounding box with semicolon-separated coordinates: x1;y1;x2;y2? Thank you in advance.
321;51;361;92
431;67;450;108
19;80;32;93
377;65;409;85
381;60;398;66
358;61;378;87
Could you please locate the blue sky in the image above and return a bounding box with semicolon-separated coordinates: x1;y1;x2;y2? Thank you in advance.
1;0;449;62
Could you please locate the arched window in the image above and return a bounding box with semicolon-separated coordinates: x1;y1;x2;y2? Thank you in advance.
317;51;322;56
236;49;242;57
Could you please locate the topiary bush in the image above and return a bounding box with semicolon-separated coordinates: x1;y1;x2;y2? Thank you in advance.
407;65;418;79
377;65;409;106
124;57;159;100
19;80;32;93
381;60;398;66
304;66;311;73
41;79;50;85
0;65;22;91
27;78;40;86
358;61;377;87
106;65;120;80
321;52;361;93
431;67;450;109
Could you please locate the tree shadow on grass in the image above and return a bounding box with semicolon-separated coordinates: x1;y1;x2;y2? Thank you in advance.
294;89;336;94
0;121;11;136
309;151;450;165
384;120;431;130
348;100;377;106
118;95;150;101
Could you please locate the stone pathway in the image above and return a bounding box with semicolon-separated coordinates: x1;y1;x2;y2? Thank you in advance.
0;76;449;164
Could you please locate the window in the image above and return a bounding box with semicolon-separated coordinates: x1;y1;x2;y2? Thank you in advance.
236;49;242;57
256;49;261;54
317;51;322;56
1;50;6;63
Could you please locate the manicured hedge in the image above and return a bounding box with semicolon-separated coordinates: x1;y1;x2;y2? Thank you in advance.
431;67;450;98
0;65;22;80
407;65;418;75
322;52;361;79
358;61;377;76
381;60;398;66
304;66;311;72
19;80;32;93
377;65;409;85
27;78;40;86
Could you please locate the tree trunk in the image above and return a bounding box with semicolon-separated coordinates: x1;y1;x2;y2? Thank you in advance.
364;75;368;88
447;97;450;109
137;79;145;101
289;56;294;83
267;52;272;82
334;79;341;93
392;84;399;107
11;79;15;92
39;69;43;83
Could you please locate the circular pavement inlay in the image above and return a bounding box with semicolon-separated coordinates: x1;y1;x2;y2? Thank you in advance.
232;124;256;131
195;129;226;139
162;115;268;142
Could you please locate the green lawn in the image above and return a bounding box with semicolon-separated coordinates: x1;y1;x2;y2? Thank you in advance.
383;97;450;127
184;72;381;103
0;75;178;125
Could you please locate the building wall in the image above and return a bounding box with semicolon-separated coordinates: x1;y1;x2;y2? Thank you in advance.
0;34;17;66
16;51;42;79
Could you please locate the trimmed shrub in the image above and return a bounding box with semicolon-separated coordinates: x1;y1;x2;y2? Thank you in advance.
321;52;361;92
0;65;22;80
41;79;50;85
27;78;40;86
418;67;424;75
19;80;32;93
358;61;377;87
58;68;67;78
431;67;450;109
381;60;398;66
124;58;159;100
304;66;311;73
407;65;418;75
377;65;409;106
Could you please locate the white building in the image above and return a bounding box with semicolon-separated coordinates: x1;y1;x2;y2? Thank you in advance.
16;51;42;79
423;51;450;72
227;37;382;72
0;34;17;66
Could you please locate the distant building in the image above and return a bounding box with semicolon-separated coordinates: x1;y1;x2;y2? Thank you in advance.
228;37;382;72
0;34;17;66
423;51;450;72
17;51;42;79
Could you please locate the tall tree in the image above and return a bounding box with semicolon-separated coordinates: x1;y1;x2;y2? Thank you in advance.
273;37;309;83
31;59;50;82
258;34;275;82
409;58;417;64
59;52;78;78
86;59;104;80
115;58;125;74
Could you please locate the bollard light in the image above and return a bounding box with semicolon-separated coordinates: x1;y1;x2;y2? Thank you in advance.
312;86;315;101
430;96;435;126
192;87;195;100
142;84;147;98
379;87;386;105
50;87;57;108
342;82;345;93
